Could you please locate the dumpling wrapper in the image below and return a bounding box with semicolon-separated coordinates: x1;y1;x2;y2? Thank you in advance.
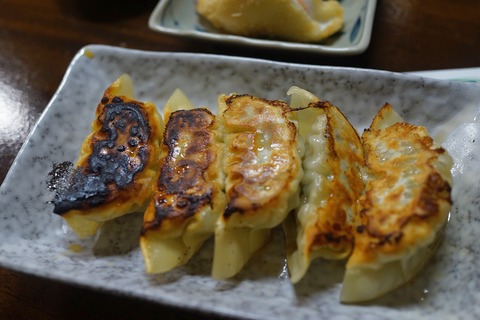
162;88;195;120
140;90;226;274
212;93;303;279
341;103;453;303
51;74;163;238
196;0;343;43
284;87;364;283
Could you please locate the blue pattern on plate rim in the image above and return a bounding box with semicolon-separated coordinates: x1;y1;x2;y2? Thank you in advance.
349;1;369;44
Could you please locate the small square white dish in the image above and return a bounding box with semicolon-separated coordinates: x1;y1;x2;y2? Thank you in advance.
1;44;480;319
148;0;377;55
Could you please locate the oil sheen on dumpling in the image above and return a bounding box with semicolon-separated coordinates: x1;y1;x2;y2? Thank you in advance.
140;103;226;274
341;103;453;303
212;94;303;279
196;0;343;43
51;74;163;238
284;87;364;283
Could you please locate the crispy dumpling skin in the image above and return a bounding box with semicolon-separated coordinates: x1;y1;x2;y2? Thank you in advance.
51;74;163;238
341;103;453;303
284;87;364;283
196;0;343;43
212;94;303;279
140;105;226;274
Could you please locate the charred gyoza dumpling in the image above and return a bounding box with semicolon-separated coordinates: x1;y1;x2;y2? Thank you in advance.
51;74;163;238
284;87;364;283
341;103;453;303
196;0;344;43
212;94;303;279
140;94;226;274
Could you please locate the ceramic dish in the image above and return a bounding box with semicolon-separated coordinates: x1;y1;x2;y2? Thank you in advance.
1;45;480;319
148;0;377;55
409;67;480;83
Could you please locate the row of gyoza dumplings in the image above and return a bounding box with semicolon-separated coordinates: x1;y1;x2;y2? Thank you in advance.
51;74;453;303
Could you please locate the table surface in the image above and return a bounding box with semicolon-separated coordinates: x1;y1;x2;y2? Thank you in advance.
1;0;479;319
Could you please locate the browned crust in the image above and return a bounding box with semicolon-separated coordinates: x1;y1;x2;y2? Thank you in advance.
356;171;451;248
304;101;363;254
53;94;161;215
351;120;452;264
220;94;299;219
142;108;219;234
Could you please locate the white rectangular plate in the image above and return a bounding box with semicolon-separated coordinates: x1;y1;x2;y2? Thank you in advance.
1;45;480;319
149;0;377;55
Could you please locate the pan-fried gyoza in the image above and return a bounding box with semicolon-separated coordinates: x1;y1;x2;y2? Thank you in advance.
284;87;364;284
212;93;303;279
51;80;453;303
341;104;453;303
196;0;344;43
51;74;163;238
140;91;226;273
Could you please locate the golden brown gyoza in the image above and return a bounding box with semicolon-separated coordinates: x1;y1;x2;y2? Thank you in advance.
140;105;226;274
52;74;164;238
212;93;303;279
341;103;453;303
196;0;344;43
284;87;364;283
